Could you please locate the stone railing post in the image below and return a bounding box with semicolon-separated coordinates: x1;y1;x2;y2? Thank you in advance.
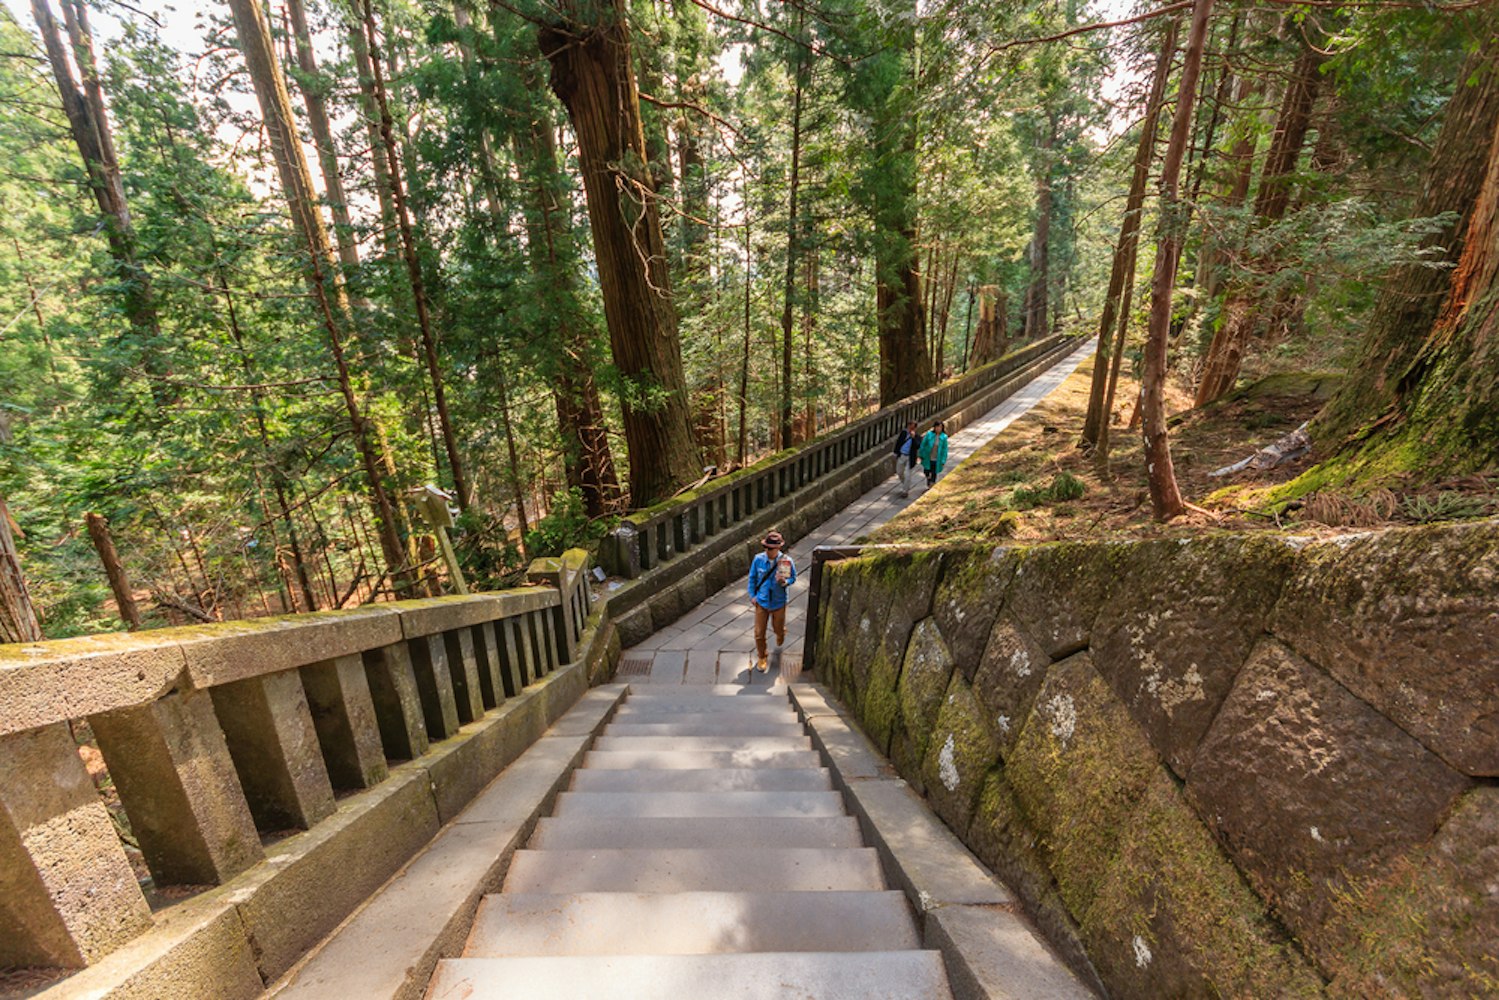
90;688;265;886
300;653;389;789
0;722;154;969
209;672;337;830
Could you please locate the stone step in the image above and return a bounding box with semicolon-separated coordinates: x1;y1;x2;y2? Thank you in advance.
592;734;812;752
581;749;824;770
600;721;808;738
463;891;919;957
625;686;785;699
570;767;832;793
613;703;798;719
527;816;864;850
502;848;886;893
551;790;847;819
429;951;952;999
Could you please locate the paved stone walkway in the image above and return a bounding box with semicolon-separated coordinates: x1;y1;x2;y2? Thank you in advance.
621;338;1096;687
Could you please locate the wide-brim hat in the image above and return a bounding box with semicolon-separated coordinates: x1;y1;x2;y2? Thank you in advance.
762;531;785;548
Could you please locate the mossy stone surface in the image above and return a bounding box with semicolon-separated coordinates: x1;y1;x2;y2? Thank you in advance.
931;546;1019;678
1091;534;1297;778
1186;637;1470;961
966;767;1102;993
1005;541;1118;658
919;672;1001;834
1006;652;1156;920
1271;520;1499;776
971;611;1052;758
897;617;957;768
1323;786;1499;998
1081;769;1324;1000
861;645;903;755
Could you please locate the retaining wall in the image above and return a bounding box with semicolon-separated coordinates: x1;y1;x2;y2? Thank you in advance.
810;520;1498;997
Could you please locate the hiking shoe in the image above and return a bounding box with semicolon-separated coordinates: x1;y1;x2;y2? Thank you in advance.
755;656;769;672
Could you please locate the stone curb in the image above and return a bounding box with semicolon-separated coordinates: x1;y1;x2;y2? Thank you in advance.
788;683;1095;1000
267;684;627;1000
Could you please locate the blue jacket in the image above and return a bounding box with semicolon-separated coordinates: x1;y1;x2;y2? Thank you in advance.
748;551;797;610
919;430;949;469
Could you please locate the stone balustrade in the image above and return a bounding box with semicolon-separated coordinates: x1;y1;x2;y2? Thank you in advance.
0;548;593;976
600;334;1077;580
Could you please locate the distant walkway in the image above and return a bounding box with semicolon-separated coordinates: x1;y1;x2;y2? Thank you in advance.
621;338;1097;686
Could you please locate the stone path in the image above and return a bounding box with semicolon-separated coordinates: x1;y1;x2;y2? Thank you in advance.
425;686;953;999
621;338;1096;687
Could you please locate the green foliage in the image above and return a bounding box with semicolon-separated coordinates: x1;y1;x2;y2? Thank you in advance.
1009;472;1087;510
524;488;610;558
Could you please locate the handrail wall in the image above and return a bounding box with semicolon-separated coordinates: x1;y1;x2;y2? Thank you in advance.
600;334;1074;579
0;548;594;976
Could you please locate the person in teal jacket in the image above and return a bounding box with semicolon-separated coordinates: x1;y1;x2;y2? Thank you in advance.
747;530;797;672
918;420;949;487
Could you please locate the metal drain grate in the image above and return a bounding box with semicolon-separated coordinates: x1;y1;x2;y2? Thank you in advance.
617;655;653;677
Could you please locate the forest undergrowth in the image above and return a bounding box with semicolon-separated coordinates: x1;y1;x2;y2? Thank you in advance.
870;356;1499;547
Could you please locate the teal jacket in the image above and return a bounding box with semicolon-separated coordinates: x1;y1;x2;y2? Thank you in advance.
918;430;949;469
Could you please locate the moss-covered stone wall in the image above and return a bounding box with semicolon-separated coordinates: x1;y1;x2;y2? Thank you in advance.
815;520;1498;998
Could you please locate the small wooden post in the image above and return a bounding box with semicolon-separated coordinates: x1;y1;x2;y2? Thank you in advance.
85;512;142;630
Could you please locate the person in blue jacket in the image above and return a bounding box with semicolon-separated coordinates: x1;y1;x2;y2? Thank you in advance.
747;530;797;672
918;420;950;487
891;419;920;498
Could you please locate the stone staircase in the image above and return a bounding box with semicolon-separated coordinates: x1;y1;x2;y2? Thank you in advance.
425;685;953;999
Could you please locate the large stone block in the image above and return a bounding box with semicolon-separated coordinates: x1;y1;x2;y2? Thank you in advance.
919;673;1000;835
173;605;403;689
91;689;264;887
1092;534;1296;777
966;768;1101;993
300;654;388;790
1272;521;1499;776
0;723;153;967
971;611;1052;758
1081;769;1322;999
0;632;186;737
932;546;1019;677
361;643;428;761
894;618;957;785
1006;652;1156;919
1321;786;1499;996
210;671;336;831
1005;541;1118;658
1185;638;1470;956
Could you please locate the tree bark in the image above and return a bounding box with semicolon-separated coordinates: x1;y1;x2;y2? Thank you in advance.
1;494;43;644
778;6;808;449
539;0;701;505
227;0;413;595
31;0;160;353
85;512;142;630
1315;24;1499;459
1142;0;1214;521
1081;14;1178;451
358;0;470;512
284;0;362;280
512;94;622;516
1023;117;1058;341
1194;38;1328;405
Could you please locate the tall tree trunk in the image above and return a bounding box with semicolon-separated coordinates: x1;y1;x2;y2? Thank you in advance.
285;0;362;280
1194;39;1328;405
347;10;401;263
31;0;160;356
1315;24;1499;452
512;92;622;517
539;0;701;505
85;513;142;630
779;7;808;449
1142;0;1214;521
0;494;42;644
1023;117;1058;341
227;0;413;595
359;0;470;512
1082;14;1179;451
